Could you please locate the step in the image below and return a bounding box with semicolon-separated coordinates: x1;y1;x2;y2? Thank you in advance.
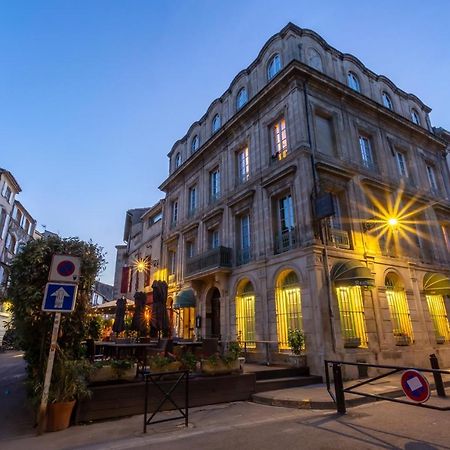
254;375;322;393
250;367;310;381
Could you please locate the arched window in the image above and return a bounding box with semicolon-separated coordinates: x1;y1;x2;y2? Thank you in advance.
236;87;248;110
212;114;221;134
382;92;393;110
6;233;16;253
175;152;181;168
307;48;323;71
385;273;414;345
275;270;302;350
347;71;361;92
267;54;281;80
411;109;421;125
235;280;256;348
191;135;199;153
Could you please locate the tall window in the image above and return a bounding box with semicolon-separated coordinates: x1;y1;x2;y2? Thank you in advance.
315;114;335;156
395;151;408;177
275;271;302;350
329;194;342;230
210;168;220;202
0;208;7;237
235;281;256;348
272;117;287;160
385;275;414;344
336;286;368;348
238;214;251;265
411;109;421;125
347;71;361;92
175;153;181;168
426;165;438;193
188;186;197;216
212;114;221;134
171;200;178;226
275;194;296;253
186;240;195;259
237;147;249;183
6;233;17;254
2;185;12;203
267;54;281;80
382;92;393;110
236;87;248;110
209;229;220;249
191;135;200;153
307;48;323;71
426;295;450;343
359;136;374;169
168;250;176;275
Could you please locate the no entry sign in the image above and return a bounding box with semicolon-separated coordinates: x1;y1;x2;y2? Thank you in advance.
49;255;81;283
401;369;430;403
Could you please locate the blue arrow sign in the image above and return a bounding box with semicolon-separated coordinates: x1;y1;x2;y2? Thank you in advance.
42;282;78;312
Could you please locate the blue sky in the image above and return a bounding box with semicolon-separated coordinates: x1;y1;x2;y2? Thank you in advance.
1;0;449;285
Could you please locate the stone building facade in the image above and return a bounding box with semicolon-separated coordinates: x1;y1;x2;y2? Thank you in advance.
158;23;450;376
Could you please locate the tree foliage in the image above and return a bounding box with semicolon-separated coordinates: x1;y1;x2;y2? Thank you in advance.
7;235;105;388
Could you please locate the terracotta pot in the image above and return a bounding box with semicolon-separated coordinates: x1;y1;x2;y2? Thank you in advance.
46;400;76;432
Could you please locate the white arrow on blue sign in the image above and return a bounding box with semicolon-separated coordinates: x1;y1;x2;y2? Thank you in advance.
42;282;78;312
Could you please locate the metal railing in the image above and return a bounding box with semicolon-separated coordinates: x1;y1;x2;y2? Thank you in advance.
236;247;252;266
274;228;297;254
185;246;232;276
329;228;351;249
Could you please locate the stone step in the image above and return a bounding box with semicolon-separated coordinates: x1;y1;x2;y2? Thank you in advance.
251;367;310;381
254;375;322;393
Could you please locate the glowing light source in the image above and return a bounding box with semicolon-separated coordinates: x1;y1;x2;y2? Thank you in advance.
133;258;149;273
387;217;399;227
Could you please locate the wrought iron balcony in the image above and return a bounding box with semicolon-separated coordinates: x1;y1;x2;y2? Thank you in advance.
274;227;297;254
185;246;232;277
329;228;351;249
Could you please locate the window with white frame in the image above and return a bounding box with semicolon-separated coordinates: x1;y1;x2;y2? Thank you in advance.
237;147;249;183
209;168;220;202
24;219;31;235
238;214;251;264
2;185;12;203
209;229;220;249
175;153;181;168
236;87;248;110
212;114;221;134
188;186;197;216
382;92;393;110
411;109;421;125
347;71;361;92
395;151;408;177
168;250;176;275
329;194;342;230
359;136;374;169
191;135;199;153
274;193;296;253
267;54;281;80
426;165;438;193
171;200;178;225
271;117;287;160
0;208;7;238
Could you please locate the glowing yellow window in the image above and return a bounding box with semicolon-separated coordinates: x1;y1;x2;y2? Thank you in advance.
272;118;288;160
336;286;368;348
235;281;256;348
386;289;414;345
275;271;302;350
175;307;195;340
426;295;450;343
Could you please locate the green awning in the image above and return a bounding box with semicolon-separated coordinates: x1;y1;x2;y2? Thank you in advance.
173;289;196;308
330;260;375;287
423;272;450;296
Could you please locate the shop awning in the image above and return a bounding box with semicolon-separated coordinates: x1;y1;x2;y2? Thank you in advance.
423;272;450;296
330;260;375;287
173;289;196;309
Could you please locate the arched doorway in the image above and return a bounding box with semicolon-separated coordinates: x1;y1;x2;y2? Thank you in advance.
206;288;221;338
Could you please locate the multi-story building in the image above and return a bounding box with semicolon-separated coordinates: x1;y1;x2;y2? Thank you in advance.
158;23;450;376
113;201;164;302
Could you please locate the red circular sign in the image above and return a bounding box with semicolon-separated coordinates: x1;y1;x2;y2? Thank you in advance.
401;369;430;403
57;260;76;277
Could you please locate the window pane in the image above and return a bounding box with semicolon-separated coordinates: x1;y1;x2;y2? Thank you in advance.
236;287;256;348
386;289;414;343
426;295;450;342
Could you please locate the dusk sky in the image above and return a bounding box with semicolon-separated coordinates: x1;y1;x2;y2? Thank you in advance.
2;0;449;286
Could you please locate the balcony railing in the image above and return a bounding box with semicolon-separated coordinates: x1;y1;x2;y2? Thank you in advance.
236;247;252;266
329;228;351;249
274;227;297;254
185;246;232;277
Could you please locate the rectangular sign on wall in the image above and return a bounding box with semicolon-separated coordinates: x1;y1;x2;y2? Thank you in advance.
49;255;81;283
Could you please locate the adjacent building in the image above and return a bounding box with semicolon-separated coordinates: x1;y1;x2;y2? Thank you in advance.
157;23;450;376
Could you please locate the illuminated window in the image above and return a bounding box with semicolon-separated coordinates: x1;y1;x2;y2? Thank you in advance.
336;286;368;347
235;281;256;348
426;295;450;343
275;271;302;350
236;87;248;110
267;54;281;80
175;307;195;340
382;92;393;110
212;114;221;134
385;275;414;344
347;71;360;92
271;117;287;160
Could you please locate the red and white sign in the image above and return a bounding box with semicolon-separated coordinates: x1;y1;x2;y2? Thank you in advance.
401;369;430;403
49;255;81;283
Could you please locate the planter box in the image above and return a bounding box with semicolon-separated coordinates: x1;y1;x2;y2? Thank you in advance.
344;337;361;348
201;359;239;376
149;361;182;374
90;364;137;383
288;354;307;368
395;335;412;346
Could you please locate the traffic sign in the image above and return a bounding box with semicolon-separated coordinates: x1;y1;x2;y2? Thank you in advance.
49;255;81;283
401;369;430;403
42;282;78;312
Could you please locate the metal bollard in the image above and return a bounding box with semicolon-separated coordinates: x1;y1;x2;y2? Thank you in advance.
429;354;446;398
332;363;346;414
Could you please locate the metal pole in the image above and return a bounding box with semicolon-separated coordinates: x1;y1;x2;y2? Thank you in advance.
430;354;446;398
332;362;346;414
143;374;149;433
185;371;189;427
37;312;62;435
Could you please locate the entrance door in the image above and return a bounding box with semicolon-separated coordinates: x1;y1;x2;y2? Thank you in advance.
206;288;221;338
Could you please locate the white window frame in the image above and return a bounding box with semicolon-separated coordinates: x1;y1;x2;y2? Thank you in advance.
411;109;421;125
175;153;181;168
267;54;281;80
188;186;197;214
272;117;288;160
240;214;250;252
236;88;248;110
237;147;249;183
426;165;438;192
210;229;220;249
210;169;220;201
382;92;393;110
395;151;408;178
191;135;199;153
171;200;178;225
359;136;374;169
212;114;221;134
347;71;361;92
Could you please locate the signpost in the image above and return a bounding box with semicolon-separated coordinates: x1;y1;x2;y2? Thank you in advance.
401;369;431;403
37;254;81;434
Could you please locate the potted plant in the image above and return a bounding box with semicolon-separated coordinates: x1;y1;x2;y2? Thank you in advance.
110;359;137;380
89;360;115;383
287;328;306;367
148;353;182;373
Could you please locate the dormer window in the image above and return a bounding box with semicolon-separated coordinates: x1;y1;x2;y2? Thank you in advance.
411;109;421;125
236;87;248;110
175;152;181;169
347;71;361;92
382;92;393;110
267;54;281;80
191;135;200;153
212;114;221;134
